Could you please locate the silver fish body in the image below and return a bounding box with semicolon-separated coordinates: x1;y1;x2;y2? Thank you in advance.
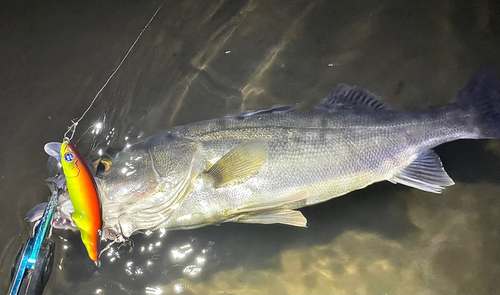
89;69;500;240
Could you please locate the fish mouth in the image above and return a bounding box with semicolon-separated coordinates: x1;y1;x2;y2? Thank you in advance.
49;179;126;243
93;178;124;241
101;226;125;243
51;191;77;231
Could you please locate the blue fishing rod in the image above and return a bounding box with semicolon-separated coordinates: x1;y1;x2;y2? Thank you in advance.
7;179;58;295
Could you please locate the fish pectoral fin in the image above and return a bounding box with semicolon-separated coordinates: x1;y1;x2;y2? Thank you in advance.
389;149;455;193
206;140;268;188
237;209;307;227
236;189;309;213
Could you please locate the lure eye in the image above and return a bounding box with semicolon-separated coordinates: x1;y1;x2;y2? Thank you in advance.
93;158;112;173
64;152;74;162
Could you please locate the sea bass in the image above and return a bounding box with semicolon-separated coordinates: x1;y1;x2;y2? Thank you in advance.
54;69;500;242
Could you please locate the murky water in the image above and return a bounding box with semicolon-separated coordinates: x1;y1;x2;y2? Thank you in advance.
1;0;500;294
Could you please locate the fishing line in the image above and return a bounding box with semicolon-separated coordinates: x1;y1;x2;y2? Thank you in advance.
64;5;162;141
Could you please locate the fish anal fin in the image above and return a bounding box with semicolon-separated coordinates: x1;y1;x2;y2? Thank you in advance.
207;140;268;188
316;84;390;113
237;209;307;227
389;149;455;193
237;189;309;213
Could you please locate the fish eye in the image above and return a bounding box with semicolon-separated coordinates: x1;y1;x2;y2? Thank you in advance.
93;158;112;173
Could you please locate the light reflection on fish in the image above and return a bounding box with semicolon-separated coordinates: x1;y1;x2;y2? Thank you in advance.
51;69;500;242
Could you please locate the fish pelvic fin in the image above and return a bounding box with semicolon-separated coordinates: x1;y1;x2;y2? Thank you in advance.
236;189;310;213
389;149;454;193
236;209;307;227
455;68;500;139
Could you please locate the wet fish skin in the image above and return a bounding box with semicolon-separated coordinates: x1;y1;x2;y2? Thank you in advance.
93;68;500;239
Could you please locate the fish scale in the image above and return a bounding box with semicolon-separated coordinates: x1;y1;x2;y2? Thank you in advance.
124;109;462;230
112;110;461;233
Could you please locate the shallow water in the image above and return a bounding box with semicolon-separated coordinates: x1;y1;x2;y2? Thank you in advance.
1;0;500;294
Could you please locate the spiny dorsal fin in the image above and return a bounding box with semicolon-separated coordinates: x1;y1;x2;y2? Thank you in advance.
236;189;309;213
207;140;268;188
389;149;455;193
316;84;390;113
236;209;307;227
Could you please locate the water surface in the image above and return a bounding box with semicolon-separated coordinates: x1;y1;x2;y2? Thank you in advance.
1;0;500;294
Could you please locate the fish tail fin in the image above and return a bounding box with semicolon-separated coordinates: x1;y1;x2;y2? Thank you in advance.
455;68;500;139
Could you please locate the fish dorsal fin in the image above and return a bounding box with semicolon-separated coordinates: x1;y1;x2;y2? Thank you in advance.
236;209;307;227
226;105;294;119
207;140;269;188
389;149;455;193
315;84;390;113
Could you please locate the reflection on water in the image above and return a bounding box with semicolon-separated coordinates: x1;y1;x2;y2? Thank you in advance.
1;0;500;294
42;183;500;294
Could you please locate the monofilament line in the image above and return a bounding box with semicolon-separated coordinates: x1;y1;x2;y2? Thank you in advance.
64;5;162;141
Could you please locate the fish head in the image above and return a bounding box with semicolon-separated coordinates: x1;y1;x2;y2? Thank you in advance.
94;133;204;240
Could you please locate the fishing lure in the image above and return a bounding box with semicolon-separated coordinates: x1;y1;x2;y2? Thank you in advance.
60;140;101;261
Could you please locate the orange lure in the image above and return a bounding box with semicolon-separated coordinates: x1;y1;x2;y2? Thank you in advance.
60;140;101;261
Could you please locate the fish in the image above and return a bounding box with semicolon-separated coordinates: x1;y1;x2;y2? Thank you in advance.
59;141;101;261
53;68;500;243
